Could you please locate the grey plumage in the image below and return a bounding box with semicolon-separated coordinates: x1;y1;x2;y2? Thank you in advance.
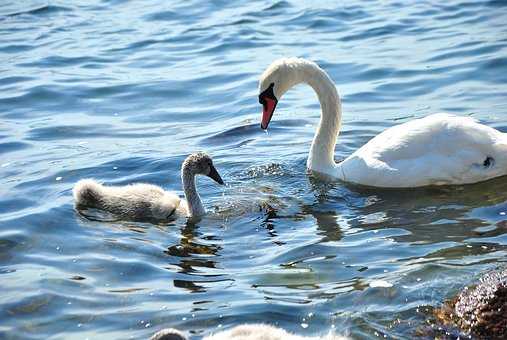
73;152;224;220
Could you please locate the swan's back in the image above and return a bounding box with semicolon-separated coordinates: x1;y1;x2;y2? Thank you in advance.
341;114;507;187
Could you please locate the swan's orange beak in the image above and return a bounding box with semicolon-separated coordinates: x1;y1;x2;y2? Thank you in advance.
260;97;277;130
259;83;278;130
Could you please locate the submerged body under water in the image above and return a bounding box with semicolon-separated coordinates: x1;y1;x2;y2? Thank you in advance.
1;0;507;339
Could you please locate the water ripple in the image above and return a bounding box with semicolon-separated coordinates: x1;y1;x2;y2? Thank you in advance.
1;0;507;339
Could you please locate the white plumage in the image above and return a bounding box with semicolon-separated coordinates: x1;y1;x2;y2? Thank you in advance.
150;324;348;340
258;58;507;187
341;113;507;187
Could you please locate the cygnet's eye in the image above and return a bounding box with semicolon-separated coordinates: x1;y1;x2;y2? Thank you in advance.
483;156;494;168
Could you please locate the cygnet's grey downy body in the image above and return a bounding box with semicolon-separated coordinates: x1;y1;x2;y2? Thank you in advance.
73;152;224;220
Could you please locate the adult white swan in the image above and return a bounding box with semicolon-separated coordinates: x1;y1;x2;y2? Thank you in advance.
258;57;507;187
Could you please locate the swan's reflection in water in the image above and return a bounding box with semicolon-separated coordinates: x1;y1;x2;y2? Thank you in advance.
308;172;507;243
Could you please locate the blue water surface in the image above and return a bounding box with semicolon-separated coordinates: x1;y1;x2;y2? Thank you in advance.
1;0;507;339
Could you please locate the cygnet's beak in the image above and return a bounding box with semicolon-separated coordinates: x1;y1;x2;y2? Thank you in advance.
208;165;224;185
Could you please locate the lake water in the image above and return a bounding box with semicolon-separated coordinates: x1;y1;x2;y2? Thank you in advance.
1;0;507;339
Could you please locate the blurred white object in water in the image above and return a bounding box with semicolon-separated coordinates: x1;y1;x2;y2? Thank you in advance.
150;324;349;340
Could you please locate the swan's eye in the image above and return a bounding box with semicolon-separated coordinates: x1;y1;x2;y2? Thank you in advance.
483;156;494;168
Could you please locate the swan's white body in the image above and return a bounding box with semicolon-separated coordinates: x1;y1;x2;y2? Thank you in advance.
259;58;507;187
337;114;507;187
73;153;223;220
150;324;348;340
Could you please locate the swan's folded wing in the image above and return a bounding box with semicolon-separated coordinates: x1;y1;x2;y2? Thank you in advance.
342;114;507;187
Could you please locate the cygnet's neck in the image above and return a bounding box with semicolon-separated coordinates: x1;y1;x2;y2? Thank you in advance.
289;60;342;174
181;168;205;217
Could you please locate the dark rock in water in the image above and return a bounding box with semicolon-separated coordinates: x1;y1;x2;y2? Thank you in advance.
434;268;507;339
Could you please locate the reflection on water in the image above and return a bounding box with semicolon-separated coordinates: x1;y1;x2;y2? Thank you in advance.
166;220;225;295
1;0;507;338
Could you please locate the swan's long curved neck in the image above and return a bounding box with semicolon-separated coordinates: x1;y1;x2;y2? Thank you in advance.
182;170;205;217
291;62;342;174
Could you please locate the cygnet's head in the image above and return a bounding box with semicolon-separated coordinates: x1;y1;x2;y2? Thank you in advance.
150;328;187;340
182;152;224;185
258;57;318;129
